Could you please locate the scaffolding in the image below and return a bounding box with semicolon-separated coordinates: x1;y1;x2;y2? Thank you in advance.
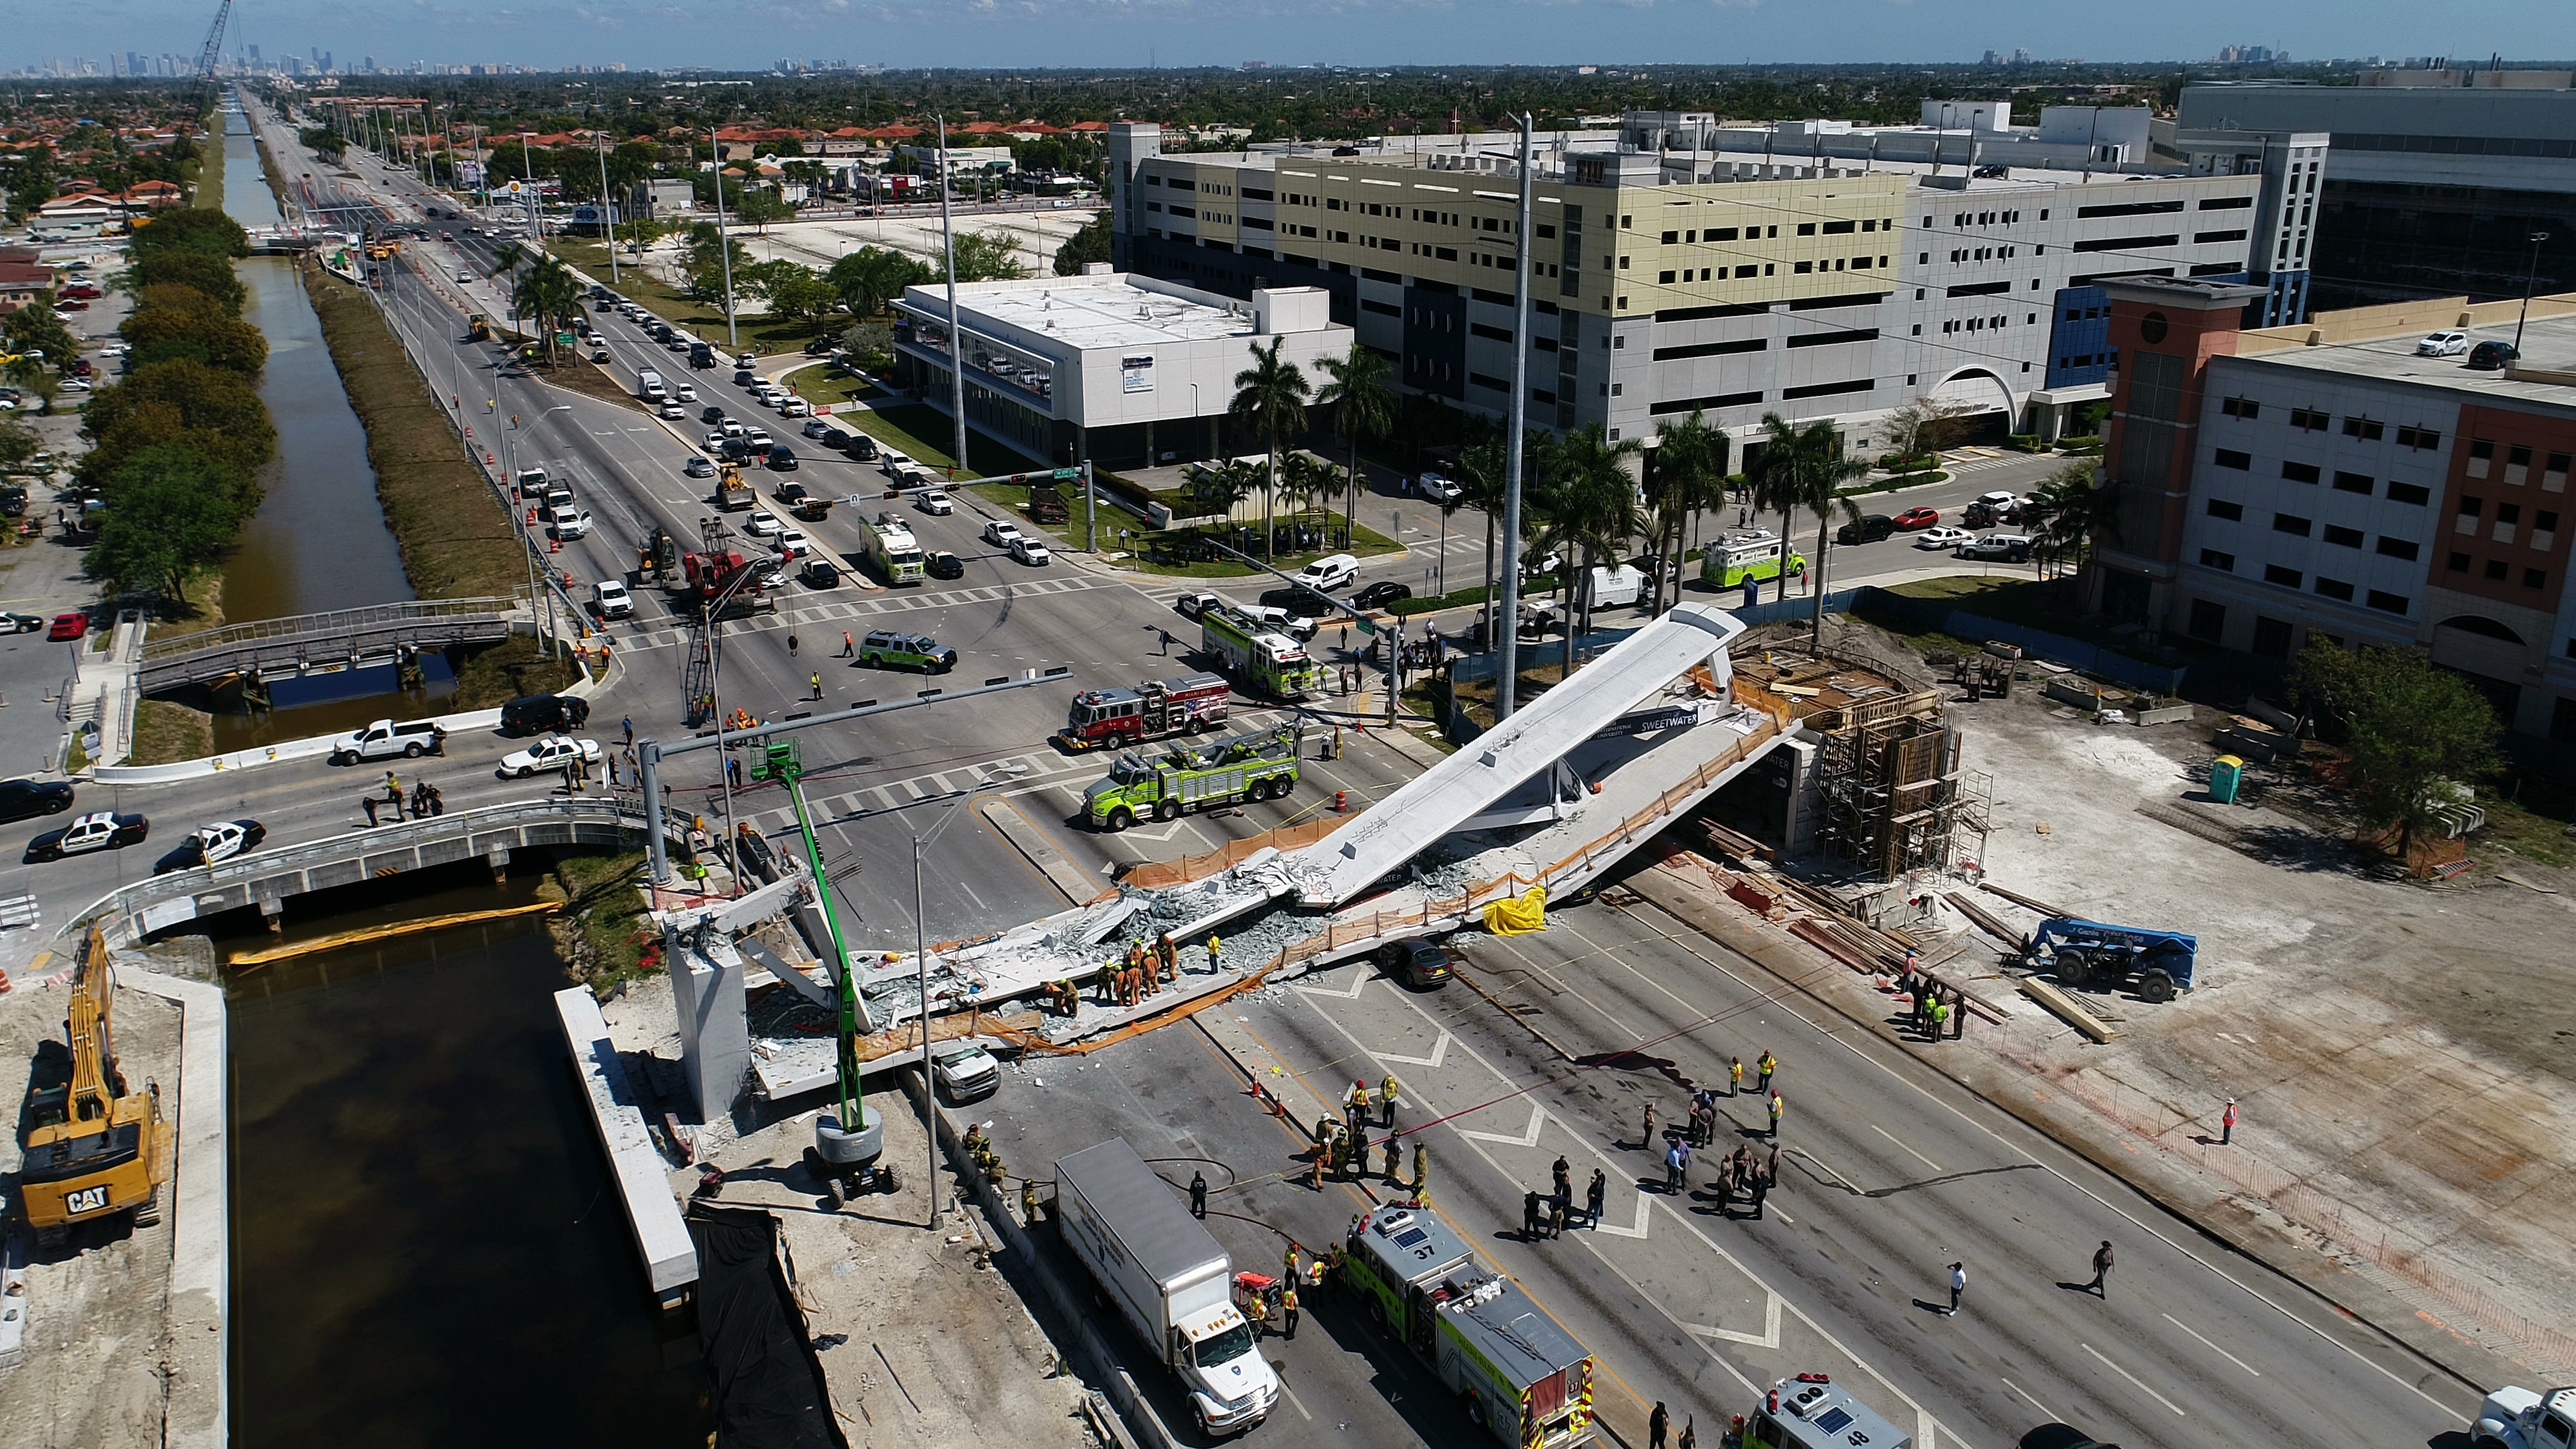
1737;646;1990;881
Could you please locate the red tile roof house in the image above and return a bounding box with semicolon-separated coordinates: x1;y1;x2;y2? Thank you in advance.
0;261;56;315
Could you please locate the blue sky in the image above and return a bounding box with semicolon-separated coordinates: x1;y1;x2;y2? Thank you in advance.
10;1;2567;75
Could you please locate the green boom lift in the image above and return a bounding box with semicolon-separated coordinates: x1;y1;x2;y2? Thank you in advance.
756;737;900;1203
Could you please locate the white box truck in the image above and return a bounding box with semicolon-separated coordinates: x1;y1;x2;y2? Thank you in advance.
636;367;666;402
1055;1138;1278;1436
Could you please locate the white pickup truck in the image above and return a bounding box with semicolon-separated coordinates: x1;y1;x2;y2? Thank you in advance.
329;718;446;765
2473;1386;2576;1449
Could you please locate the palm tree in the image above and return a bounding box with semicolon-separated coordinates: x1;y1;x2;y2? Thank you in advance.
1753;413;1873;649
1648;410;1726;615
510;254;584;366
1185;458;1256;533
1228;337;1309;557
1547;423;1646;649
2026;462;2121;587
1283;451;1342;544
1314;341;1393;545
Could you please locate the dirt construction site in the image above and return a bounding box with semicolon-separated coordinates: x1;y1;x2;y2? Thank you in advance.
1715;616;2576;1382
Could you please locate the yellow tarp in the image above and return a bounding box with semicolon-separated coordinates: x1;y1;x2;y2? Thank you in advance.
1483;885;1548;935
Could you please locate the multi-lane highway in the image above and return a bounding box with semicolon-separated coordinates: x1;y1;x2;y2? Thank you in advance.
73;100;2485;1449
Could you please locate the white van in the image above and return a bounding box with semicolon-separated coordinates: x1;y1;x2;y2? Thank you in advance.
1589;562;1647;610
1294;553;1359;592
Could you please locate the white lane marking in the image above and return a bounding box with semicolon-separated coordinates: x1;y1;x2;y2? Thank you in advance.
1790;1146;1861;1193
2000;1377;2060;1424
2162;1311;2262;1377
1291;988;1952;1442
2082;1342;2188;1417
1870;1122;1943;1174
1683;1292;1782;1349
1458;1104;1547;1149
1612;897;2473;1417
1590;1193;1654;1240
1376;1030;1451;1071
1292;968;1371;1002
1274;1379;1313;1421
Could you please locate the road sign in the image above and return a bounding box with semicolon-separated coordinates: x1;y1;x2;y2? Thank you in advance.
1354;615;1378;637
1052;467;1081;480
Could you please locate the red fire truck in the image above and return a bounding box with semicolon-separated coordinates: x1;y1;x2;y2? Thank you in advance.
1059;673;1232;751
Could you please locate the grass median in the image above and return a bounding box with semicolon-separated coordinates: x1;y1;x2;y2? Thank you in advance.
297;256;535;601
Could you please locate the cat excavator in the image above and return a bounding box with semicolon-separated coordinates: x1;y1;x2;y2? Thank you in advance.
17;926;171;1242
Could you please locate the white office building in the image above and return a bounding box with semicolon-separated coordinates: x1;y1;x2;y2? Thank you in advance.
890;270;1350;470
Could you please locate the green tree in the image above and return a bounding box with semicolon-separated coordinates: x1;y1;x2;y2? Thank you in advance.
2287;640;2502;864
605;140;661;193
839;320;896;372
764;268;839;324
943;229;1030;283
120;308;266;375
1648;410;1727;615
1185;458;1258;522
1052;215;1110;276
1228;337;1309;557
136;251;248;315
683;223;751;305
7;142;56;222
1313;341;1393;541
1542;423;1644;644
734;189;792;233
299;125;347;163
80;443;249;602
5;355;61;415
0;417;36;474
2024;462;2118;584
508;254;585;363
827;246;932;317
1750;413;1872;648
4;304;80;368
78;358;276;491
130;207;248;260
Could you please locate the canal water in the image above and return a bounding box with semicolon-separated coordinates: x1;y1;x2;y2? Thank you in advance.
224;873;710;1447
207;101;454;750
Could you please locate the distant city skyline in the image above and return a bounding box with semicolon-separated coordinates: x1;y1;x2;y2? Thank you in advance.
0;0;2569;78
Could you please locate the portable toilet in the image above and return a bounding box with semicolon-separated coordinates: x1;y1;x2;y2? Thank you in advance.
2208;754;2245;804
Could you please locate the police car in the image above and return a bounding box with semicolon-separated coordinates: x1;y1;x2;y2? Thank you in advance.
496;736;606;778
154;819;267;875
857;630;957;674
26;810;149;862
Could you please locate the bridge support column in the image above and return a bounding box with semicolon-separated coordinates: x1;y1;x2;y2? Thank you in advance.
640;742;668;885
487;847;511;885
260;896;286;934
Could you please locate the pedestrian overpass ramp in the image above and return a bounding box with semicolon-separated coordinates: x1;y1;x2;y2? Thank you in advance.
1286;604;1750;908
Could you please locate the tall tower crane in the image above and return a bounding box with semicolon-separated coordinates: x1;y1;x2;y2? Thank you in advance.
195;0;233;85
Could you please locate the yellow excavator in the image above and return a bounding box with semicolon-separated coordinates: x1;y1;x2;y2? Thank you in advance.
17;926;170;1242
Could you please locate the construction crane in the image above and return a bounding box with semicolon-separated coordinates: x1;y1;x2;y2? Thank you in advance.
18;926;172;1243
753;737;899;1204
194;0;232;86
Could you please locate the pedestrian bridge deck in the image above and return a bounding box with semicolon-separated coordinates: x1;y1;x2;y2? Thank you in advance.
70;796;653;950
137;597;519;693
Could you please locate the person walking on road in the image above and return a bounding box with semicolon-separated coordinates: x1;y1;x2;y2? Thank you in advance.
1765;1142;1780;1189
1749;1171;1768;1220
1758;1050;1777;1093
1206;934;1222;973
1664;1137;1690;1193
1677;1415;1696;1449
1586;1169;1606;1228
728;755;744;788
2087;1240;2113;1297
1523;1191;1546;1240
1641;1099;1658;1150
362;794;382;826
1379;1075;1400;1128
2222;1097;2237;1145
1281;1282;1299;1340
1651;1402;1669;1449
1729;1056;1743;1096
1766;1089;1783;1139
840;631;855;658
623;714;634;746
1189;1170;1208;1219
1945;1261;1967;1316
810;672;822;700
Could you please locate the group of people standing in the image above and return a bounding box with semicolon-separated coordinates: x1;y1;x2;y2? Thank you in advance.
360;770;443;826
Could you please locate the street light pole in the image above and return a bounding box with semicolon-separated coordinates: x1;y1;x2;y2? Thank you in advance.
938;115;970;478
2515;231;2553;354
597;130;620;287
711;125;739;349
911;761;1028;1226
1497;115;1535;722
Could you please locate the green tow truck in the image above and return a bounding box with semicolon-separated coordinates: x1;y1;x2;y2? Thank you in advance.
1083;725;1299;832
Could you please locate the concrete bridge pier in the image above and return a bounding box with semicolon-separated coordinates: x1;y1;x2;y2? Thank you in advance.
487;847;511;886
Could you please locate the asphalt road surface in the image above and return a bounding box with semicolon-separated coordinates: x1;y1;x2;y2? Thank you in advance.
92;102;2483;1449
